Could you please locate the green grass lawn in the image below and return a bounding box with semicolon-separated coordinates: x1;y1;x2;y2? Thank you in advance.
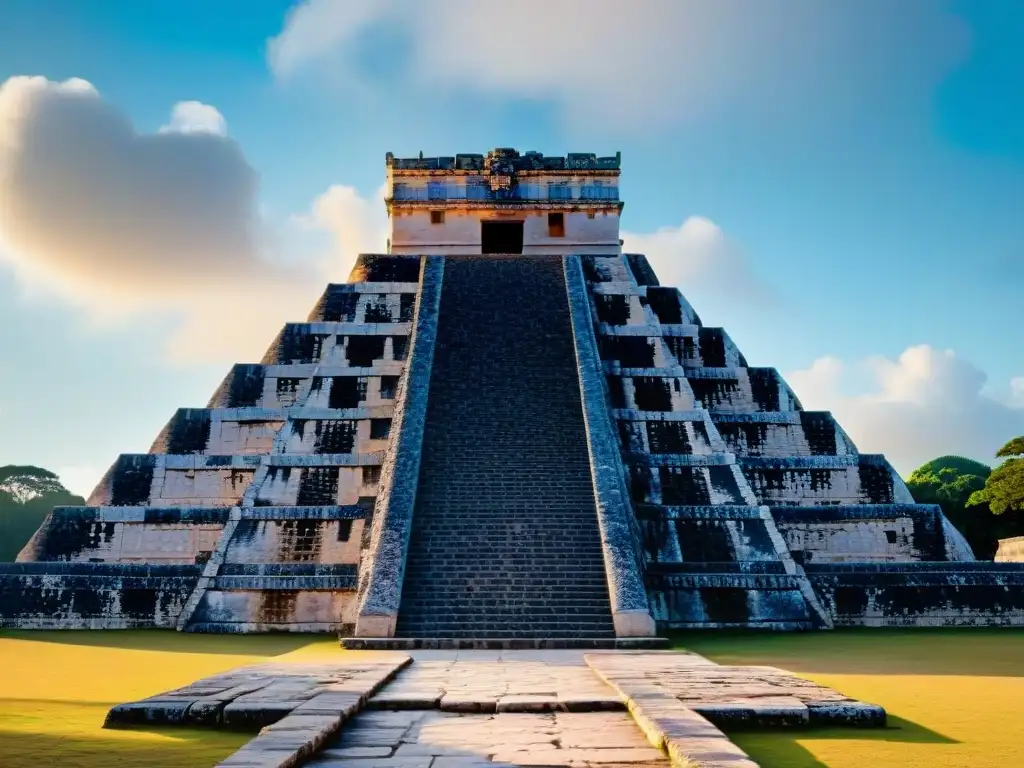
675;628;1024;768
0;630;336;768
1;628;1020;768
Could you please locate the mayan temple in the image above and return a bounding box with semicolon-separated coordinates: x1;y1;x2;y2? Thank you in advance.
4;147;1023;642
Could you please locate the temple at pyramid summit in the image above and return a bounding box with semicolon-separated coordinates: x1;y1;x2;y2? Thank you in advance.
4;147;1024;641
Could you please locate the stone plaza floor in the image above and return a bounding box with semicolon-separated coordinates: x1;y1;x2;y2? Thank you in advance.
105;649;886;768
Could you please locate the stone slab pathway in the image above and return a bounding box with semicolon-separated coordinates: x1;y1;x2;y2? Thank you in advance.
103;649;886;768
307;710;669;768
586;652;885;728
369;650;622;712
106;653;411;729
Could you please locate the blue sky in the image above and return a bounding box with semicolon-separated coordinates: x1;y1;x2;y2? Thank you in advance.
0;0;1021;495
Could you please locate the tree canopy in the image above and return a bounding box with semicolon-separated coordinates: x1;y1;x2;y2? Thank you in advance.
907;446;1024;559
907;458;989;507
913;455;994;479
0;465;85;561
968;437;1024;516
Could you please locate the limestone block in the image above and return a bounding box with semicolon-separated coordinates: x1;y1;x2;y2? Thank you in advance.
155;469;254;505
192;589;357;630
212;419;283;455
222;520;363;565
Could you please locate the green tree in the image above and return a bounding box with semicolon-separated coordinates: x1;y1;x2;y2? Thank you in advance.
905;454;1024;560
969;437;1024;515
0;465;86;561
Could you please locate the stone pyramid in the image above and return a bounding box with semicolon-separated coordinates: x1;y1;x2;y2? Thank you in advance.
4;148;1021;639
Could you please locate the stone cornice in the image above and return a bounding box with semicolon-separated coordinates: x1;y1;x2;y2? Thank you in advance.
388;168;621;178
386;199;625;213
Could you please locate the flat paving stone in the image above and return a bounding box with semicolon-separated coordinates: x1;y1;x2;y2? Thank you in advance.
373;656;623;712
305;710;670;768
106;652;411;730
122;648;887;768
318;746;394;758
585;652;886;729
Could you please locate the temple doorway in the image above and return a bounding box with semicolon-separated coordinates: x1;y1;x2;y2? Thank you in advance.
481;221;524;254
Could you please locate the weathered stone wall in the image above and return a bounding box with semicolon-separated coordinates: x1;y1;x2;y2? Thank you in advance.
10;254;427;632
177;255;428;632
387;148;623;256
714;413;857;458
637;505;826;629
10;239;1018;634
772;505;956;564
580;251;1006;629
390;209;621;255
808;563;1024;626
0;563;199;629
355;257;444;637
17;506;228;564
582;253;830;629
188;561;359;633
739;456;915;506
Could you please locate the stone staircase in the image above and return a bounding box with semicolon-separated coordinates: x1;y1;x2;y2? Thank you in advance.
394;256;616;639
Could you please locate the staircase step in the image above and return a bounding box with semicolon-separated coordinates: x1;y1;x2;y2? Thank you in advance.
341;637;668;650
395;257;616;638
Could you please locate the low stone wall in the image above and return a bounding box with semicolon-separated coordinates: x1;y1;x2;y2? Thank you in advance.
635;502;832;630
772;504;965;564
0;562;200;629
18;506;229;564
807;562;1024;627
713;412;857;458
184;505;369;632
189;563;360;633
739;455;915;506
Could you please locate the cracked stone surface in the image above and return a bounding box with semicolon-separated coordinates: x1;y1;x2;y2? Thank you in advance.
586;652;885;728
307;710;670;768
105;653;411;729
106;649;886;768
369;650;622;712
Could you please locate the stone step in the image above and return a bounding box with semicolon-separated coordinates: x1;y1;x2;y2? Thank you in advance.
399;579;611;590
395;257;616;638
398;602;615;612
391;625;620;638
407;545;605;551
340;636;669;650
402;562;609;572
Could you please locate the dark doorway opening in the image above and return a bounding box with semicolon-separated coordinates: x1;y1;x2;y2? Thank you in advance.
481;221;524;254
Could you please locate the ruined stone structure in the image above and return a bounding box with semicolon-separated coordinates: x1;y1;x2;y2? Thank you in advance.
5;148;1024;637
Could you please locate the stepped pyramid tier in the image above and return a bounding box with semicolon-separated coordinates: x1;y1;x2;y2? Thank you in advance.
5;147;1024;636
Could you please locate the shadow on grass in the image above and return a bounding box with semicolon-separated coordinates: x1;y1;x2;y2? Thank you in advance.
727;714;958;768
669;627;1024;677
0;728;248;768
0;628;323;656
0;699;250;768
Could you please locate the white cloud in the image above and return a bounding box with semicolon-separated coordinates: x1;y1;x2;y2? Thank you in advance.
622;216;772;305
0;75;366;365
0;82;770;366
786;345;1024;475
267;0;967;131
1011;377;1024;409
269;0;385;80
160;100;228;136
292;182;388;279
0;76;272;299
